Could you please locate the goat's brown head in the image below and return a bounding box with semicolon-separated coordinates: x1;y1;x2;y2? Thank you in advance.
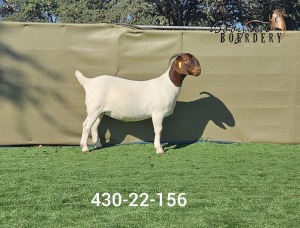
169;53;201;87
170;53;201;76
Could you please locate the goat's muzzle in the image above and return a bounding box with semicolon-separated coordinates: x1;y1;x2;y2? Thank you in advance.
192;66;201;76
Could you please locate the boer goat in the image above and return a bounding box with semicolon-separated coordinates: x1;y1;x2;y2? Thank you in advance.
75;53;201;154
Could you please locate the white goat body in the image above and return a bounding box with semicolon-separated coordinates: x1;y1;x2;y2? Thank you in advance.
75;53;201;154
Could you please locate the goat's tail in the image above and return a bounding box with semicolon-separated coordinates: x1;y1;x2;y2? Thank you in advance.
75;70;89;86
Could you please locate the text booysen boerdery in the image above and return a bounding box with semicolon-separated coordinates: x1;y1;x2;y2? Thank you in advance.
210;21;283;44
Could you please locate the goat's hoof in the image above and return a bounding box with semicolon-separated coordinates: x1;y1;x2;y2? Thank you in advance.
81;146;89;153
156;150;164;156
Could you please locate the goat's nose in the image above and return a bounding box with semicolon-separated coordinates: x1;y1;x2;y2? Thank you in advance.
193;67;201;76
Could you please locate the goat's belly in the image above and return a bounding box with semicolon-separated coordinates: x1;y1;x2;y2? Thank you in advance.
104;110;151;122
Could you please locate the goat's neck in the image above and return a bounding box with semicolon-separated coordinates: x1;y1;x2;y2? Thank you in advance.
168;65;187;87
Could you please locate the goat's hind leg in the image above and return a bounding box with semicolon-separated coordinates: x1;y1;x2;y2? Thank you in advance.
91;114;104;149
80;110;103;152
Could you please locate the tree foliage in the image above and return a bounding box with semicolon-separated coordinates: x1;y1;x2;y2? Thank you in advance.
4;0;58;22
1;0;299;30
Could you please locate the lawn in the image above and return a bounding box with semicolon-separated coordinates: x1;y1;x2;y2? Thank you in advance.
0;142;299;227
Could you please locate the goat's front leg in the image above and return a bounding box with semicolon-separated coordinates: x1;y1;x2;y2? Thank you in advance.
80;110;102;152
91;114;104;149
152;113;164;155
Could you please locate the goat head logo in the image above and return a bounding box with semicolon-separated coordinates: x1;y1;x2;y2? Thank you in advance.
270;9;286;32
246;9;286;37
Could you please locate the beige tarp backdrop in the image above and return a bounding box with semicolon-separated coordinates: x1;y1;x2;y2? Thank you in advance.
0;22;299;146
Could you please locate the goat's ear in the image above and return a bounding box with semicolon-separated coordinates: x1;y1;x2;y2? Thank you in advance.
174;58;188;75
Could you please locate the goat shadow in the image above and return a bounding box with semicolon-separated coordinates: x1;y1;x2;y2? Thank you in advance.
98;91;235;149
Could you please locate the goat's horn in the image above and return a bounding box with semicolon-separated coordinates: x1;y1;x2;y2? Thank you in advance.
169;53;182;65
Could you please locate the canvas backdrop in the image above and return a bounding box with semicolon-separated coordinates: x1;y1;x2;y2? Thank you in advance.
0;22;299;146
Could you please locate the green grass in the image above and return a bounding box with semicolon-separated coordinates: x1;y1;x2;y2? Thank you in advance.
0;142;299;227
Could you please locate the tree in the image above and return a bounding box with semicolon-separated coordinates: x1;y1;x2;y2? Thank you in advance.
144;0;299;30
5;0;58;22
56;0;156;24
102;0;156;25
56;0;105;23
0;0;14;18
145;0;207;26
2;0;299;30
4;0;156;24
